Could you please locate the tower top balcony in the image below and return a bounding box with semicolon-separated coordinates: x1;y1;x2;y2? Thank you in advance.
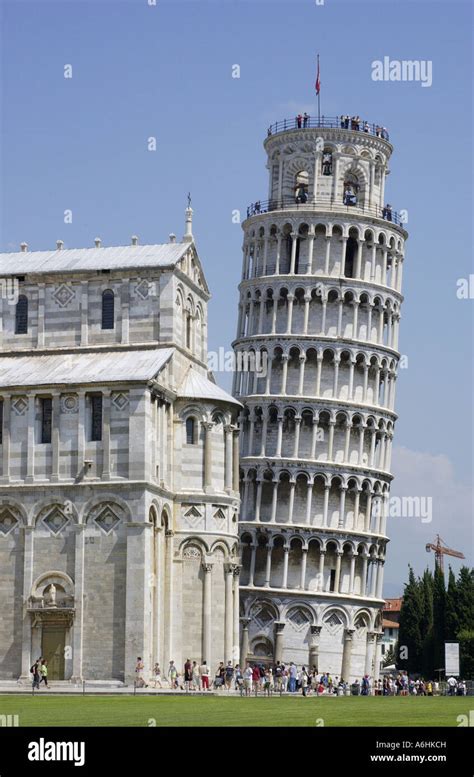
265;115;391;146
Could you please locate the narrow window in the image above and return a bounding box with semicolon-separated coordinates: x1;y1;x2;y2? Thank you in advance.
186;314;191;349
0;401;3;444
329;569;336;592
15;295;28;334
185;417;195;444
91;395;103;441
40;398;52;444
101;290;114;329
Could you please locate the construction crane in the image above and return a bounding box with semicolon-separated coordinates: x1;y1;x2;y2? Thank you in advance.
425;534;465;573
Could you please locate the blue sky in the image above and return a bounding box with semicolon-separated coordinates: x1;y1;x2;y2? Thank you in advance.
0;0;472;594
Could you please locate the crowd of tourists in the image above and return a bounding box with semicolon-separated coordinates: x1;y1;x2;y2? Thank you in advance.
136;658;468;696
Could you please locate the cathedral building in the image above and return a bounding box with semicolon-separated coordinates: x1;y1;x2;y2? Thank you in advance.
0;208;241;684
233;115;408;682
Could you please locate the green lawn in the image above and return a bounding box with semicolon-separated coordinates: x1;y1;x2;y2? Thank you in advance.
0;695;469;727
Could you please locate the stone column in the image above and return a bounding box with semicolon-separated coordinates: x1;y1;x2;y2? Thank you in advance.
286;295;294;334
361;553;369;596
254;479;263;522
300;548;308;589
327;420;335;461
202;562;213;664
289;234;298;274
202;421;213;492
298;356;306;395
274;622;285;663
369;558;377;597
324;237;331;275
315;352;323;394
80;280;89;345
305;481;313;524
275;236;282;275
341;628;355;682
288;480;296;523
101;391;111;480
232;428;240;493
344;420;351;462
248;544;256;586
224;563;234;662
71;524;85;682
0;395;11;482
281;355;289;394
37;283;45;347
364;490;373;532
293;416;301;457
306;231;315;273
232;565;241;663
270;479;278;523
365;631;376;677
376;559;385;599
322;485;330;527
334;551;343;592
373;633;383;682
264;543;272;587
240;617;251;666
318;549;326;591
349;552;357;594
338;486;347;529
224;424;233;493
355;240;364;279
309;625;322;670
276;415;284;456
282;546;290;588
311;414;320;458
20;525;35;678
124;521;152;684
25;394;35;483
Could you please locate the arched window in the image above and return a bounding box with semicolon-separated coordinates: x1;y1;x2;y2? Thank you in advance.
294;170;309;203
344;237;358;278
101;290;115;330
185;417;196;444
15;295;28;334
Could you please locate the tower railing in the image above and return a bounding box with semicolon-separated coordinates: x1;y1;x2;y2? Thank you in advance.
267;116;389;140
246;196;404;226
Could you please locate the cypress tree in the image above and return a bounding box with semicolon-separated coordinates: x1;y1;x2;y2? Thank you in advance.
432;564;446;674
398;566;423;672
455;567;474;677
420;568;434;678
445;567;459;640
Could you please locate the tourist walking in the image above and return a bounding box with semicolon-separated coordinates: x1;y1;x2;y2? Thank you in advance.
288;662;297;693
192;661;200;690
31;659;41;690
243;664;253;696
153;663;162;688
184;658;193;691
224;661;234;690
40;660;48;688
168;660;178;689
135;657;148;688
200;660;210;691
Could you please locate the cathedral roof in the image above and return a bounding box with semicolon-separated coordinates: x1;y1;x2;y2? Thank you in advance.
178;367;242;407
0;347;174;388
0;243;190;275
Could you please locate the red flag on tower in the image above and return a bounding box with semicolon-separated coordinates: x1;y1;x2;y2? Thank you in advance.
315;56;320;95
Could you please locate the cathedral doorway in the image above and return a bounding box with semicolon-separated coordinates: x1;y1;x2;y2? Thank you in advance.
41;626;66;680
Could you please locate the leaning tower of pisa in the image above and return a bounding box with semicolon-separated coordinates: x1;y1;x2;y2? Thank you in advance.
232;114;407;683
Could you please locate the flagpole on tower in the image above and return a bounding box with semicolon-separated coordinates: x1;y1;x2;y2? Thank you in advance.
315;54;321;125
